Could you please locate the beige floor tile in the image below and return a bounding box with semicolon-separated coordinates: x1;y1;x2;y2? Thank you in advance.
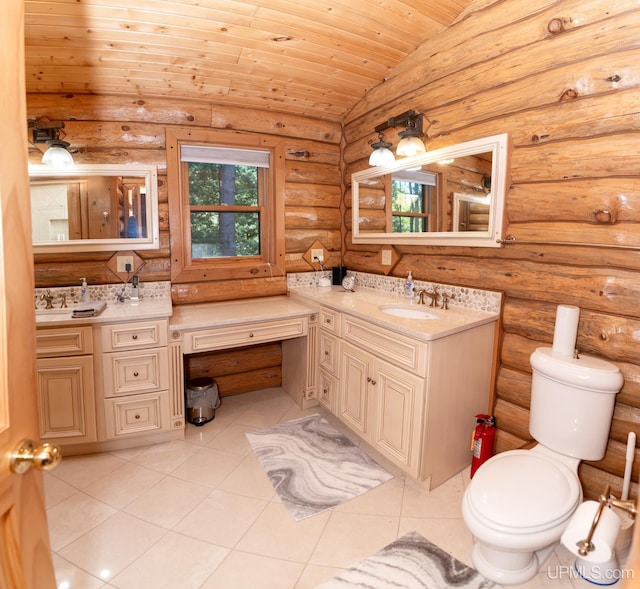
110;531;228;589
236;501;331;562
295;564;346;589
57;512;166;582
123;475;210;528
51;553;104;589
200;550;305;589
173;489;267;547
47;492;117;551
169;445;245;488
205;421;258;455
43;471;77;508
216;453;277;500
399;516;474;567
309;511;399;569
402;470;465;519
50;452;126;490
83;461;164;509
129;439;200;474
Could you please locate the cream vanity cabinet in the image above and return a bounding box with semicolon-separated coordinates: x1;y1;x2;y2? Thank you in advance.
95;319;171;440
36;325;97;446
318;306;496;489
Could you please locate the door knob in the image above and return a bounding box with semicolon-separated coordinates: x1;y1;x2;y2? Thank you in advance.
9;439;62;474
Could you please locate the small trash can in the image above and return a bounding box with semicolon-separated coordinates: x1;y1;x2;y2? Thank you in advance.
186;377;220;426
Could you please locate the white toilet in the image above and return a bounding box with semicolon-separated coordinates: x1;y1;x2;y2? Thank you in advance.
462;347;624;585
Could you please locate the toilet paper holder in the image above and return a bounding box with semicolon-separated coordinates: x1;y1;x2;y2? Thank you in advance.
575;485;637;557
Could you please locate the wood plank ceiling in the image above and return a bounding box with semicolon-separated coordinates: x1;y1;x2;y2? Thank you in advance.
23;0;474;121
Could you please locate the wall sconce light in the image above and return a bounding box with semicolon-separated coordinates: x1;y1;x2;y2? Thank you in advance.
28;118;74;166
369;109;426;165
368;131;395;166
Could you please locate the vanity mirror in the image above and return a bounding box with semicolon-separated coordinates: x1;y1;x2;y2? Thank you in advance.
352;133;511;247
29;164;160;253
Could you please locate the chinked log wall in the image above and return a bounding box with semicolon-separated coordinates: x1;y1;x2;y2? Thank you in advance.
27;95;343;395
342;0;640;501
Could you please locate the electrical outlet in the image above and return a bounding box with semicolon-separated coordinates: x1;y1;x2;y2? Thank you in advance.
116;255;134;273
381;249;392;266
311;248;324;263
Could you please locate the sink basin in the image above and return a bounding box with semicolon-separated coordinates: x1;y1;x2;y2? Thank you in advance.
379;305;439;319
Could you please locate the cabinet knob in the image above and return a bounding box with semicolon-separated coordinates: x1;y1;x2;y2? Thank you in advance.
324;350;329;356
133;371;139;377
132;334;138;340
249;333;254;338
134;414;141;420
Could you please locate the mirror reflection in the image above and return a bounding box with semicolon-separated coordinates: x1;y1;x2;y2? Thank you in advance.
352;134;510;247
29;164;160;253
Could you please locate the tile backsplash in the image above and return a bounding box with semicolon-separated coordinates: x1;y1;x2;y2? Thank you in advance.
287;271;502;314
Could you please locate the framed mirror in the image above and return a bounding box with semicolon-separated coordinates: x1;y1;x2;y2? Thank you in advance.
29;164;160;253
352;133;511;247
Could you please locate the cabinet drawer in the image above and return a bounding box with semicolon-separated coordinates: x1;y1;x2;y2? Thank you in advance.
103;348;169;396
319;307;341;336
183;317;307;354
104;391;170;438
101;319;168;352
342;315;428;376
319;331;339;374
36;326;93;357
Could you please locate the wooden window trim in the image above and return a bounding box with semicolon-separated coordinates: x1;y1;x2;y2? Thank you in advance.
166;127;285;283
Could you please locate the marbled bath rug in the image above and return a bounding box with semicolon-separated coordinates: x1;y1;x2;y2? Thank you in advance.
318;531;502;589
246;413;393;521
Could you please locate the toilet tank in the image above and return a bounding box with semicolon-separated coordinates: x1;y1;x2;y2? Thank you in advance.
529;348;623;461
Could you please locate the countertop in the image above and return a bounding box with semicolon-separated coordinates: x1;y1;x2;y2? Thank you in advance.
289;285;500;341
169;296;315;331
35;297;173;326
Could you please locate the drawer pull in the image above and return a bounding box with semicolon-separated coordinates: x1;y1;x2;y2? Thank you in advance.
133;371;139;377
324;350;329;356
132;334;138;340
249;333;254;338
134;414;141;420
325;318;332;324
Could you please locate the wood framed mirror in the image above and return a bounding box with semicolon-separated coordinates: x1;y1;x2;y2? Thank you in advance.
29;164;160;253
352;133;511;247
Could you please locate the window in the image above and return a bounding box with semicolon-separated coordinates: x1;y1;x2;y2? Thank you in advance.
167;128;285;283
389;170;437;233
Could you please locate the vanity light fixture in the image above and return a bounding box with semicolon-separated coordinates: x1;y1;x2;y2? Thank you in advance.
368;109;426;165
368;131;396;166
28;118;74;166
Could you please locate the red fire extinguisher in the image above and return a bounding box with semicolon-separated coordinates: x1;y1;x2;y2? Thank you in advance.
470;414;496;478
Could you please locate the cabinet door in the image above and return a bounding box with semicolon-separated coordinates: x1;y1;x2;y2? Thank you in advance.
372;360;424;475
318;369;337;412
338;342;373;438
37;355;97;444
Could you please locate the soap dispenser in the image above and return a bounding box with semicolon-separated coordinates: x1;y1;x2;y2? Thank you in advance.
80;277;90;302
404;271;414;299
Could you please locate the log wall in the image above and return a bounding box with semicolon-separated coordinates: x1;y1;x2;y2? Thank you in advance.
343;0;640;500
27;95;343;300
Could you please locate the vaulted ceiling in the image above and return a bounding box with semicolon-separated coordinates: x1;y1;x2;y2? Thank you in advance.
24;0;474;121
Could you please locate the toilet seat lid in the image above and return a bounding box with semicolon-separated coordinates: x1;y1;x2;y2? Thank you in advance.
468;451;580;530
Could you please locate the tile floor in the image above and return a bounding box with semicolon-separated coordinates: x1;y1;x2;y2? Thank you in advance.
44;387;624;589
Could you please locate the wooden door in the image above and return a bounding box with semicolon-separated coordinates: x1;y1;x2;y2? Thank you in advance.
0;1;57;587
